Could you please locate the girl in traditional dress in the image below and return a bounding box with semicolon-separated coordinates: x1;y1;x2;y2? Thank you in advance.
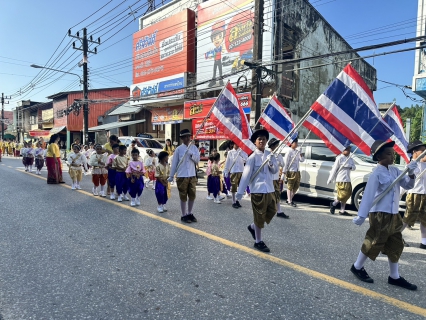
106;144;119;200
144;149;157;189
155;151;170;213
21;142;28;171
46;134;64;184
26;142;35;172
126;148;145;207
34;141;45;175
89;144;108;196
209;153;222;204
67;144;88;190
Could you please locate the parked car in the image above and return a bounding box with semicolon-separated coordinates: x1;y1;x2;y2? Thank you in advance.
279;140;406;211
118;136;163;159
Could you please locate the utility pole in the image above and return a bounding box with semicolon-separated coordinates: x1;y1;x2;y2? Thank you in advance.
1;93;11;140
250;0;264;129
69;28;100;145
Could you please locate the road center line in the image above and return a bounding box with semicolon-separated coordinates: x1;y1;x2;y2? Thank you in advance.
16;168;426;317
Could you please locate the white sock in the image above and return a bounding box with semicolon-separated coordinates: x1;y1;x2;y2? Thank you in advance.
180;201;187;216
253;223;262;243
340;202;346;212
421;224;426;245
232;192;236;203
276;201;280;213
388;260;400;279
188;200;194;214
354;251;368;270
287;190;292;203
332;200;339;206
29;165;33;171
100;185;104;192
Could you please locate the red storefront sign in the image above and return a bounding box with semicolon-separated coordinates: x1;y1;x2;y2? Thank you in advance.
184;92;251;119
192;118;227;140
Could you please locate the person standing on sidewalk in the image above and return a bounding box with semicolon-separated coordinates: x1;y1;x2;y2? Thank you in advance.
236;129;278;253
351;140;418;290
168;129;200;223
268;138;288;219
224;141;247;209
327;144;356;216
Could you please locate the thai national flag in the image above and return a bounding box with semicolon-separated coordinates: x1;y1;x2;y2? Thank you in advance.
310;64;394;156
210;82;256;155
259;95;297;143
383;105;410;163
303;110;352;155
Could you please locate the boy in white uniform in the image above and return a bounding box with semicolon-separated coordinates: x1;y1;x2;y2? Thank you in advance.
168;129;201;223
237;129;278;253
223;141;248;208
268;138;288;219
327;144;356;216
402;140;426;249
351;140;417;290
283;139;304;207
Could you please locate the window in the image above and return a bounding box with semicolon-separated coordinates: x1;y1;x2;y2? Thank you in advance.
310;146;336;162
137;138;162;149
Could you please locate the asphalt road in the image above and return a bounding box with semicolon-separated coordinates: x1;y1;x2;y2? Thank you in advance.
0;156;425;319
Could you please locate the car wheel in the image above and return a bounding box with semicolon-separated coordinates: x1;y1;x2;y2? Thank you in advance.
353;185;365;211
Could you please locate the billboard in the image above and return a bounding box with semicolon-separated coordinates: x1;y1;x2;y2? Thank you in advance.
130;73;187;105
184;92;251;119
133;9;195;84
196;0;272;90
192;118;227;140
150;105;184;125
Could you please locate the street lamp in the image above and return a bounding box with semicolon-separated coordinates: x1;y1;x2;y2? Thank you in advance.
30;64;88;152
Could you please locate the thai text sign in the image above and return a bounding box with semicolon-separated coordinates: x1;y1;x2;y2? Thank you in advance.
150;105;184;125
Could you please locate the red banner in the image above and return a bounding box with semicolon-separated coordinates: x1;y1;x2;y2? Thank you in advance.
184;92;251;119
192;118;227;140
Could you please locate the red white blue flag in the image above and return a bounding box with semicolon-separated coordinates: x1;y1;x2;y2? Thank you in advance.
303;110;352;155
383;105;410;163
210;82;256;154
310;64;394;156
259;95;296;142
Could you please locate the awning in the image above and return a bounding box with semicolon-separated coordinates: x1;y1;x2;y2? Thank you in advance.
29;130;51;137
108;102;143;116
88;119;146;132
50;126;66;134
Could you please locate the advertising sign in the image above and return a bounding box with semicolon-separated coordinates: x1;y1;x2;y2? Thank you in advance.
192;118;227;140
130;73;187;105
184;92;251;119
133;9;195;84
150;105;184;125
196;0;272;90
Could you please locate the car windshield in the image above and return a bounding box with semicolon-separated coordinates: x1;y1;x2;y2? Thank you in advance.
137;139;162;149
351;146;376;164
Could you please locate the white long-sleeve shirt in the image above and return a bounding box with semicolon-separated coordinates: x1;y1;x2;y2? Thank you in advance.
223;148;248;176
284;148;304;172
407;162;426;195
358;164;415;218
272;153;284;180
67;152;88;170
169;144;200;178
237;149;278;195
327;154;356;184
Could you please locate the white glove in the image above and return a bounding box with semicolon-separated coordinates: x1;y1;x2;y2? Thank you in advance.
353;216;366;226
407;161;417;175
236;193;244;201
167;176;173;182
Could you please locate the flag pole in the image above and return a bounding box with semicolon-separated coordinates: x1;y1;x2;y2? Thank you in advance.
249;108;314;183
175;81;230;173
371;148;426;207
328;102;396;184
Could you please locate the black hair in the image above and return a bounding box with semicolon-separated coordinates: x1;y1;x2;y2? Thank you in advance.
49;134;59;144
131;140;137;144
214;153;221;162
109;135;118;141
158;151;169;161
131;148;140;154
112;143;120;149
72;144;81;151
119;145;127;152
224;151;228;157
208;154;215;162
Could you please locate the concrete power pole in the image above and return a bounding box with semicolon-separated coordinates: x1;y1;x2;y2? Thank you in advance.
1;93;11;140
68;28;100;145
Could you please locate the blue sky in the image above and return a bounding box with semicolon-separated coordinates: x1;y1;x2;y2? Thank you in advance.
0;0;422;111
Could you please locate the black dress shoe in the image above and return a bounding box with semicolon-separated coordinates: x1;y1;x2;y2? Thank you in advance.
247;225;255;240
181;215;192;223
277;212;289;219
254;241;270;252
329;202;336;214
420;243;426;249
188;214;197;222
388;276;417;290
236;200;242;208
338;211;351;216
350;264;374;283
291;202;297;207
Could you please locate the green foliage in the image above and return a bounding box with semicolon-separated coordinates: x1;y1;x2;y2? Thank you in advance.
398;104;423;142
